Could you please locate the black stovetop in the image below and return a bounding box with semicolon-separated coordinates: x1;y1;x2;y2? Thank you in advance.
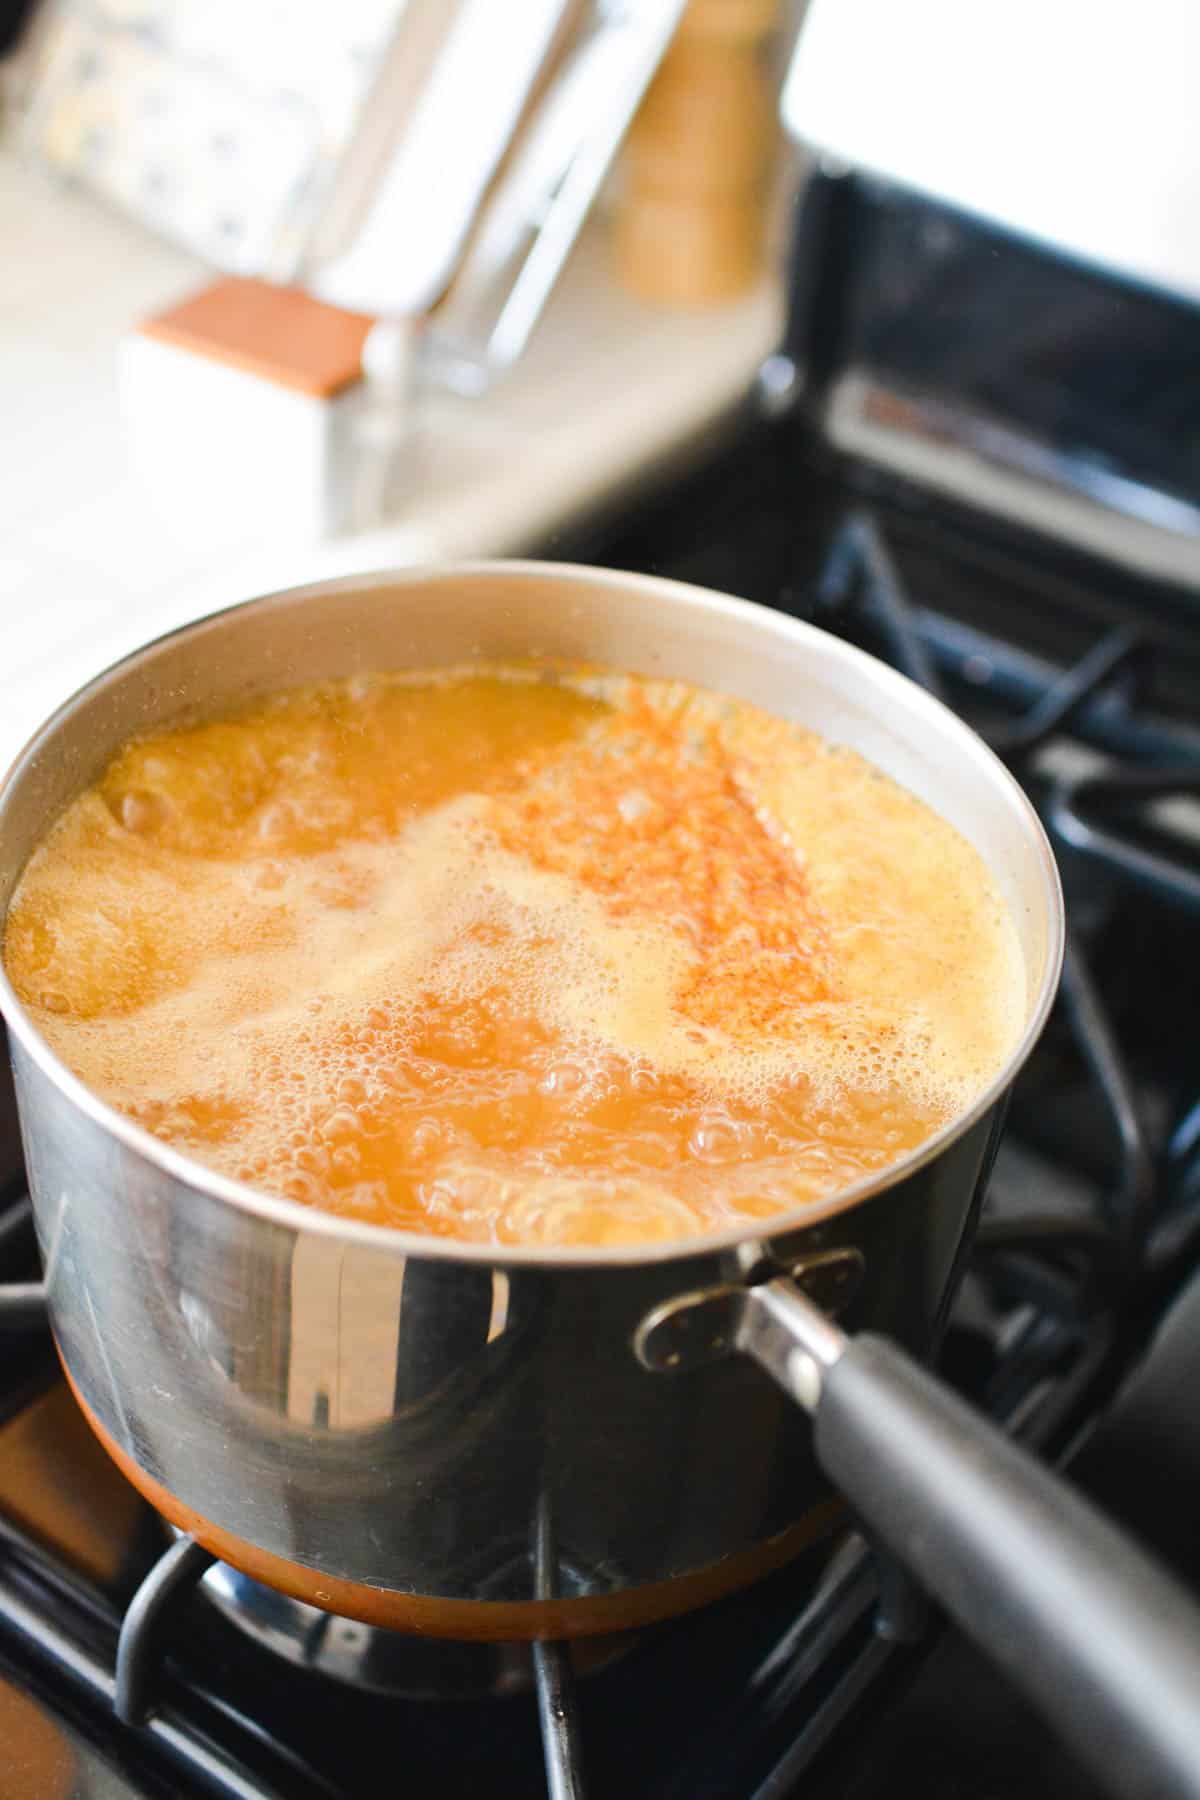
2;414;1200;1799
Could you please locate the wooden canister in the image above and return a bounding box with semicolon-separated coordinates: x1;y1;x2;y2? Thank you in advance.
615;0;780;305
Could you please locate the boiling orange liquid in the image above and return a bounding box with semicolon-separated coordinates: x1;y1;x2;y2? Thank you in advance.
4;667;1024;1247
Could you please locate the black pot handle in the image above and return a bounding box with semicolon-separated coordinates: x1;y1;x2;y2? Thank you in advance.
638;1277;1200;1800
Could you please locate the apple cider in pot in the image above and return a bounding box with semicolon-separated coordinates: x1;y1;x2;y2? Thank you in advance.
3;667;1024;1248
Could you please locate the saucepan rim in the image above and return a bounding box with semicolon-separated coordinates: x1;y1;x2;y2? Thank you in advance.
0;560;1065;1269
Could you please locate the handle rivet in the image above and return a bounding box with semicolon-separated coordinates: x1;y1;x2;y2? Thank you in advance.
634;1249;864;1375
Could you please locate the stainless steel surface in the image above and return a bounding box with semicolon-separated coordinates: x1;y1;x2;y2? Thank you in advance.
634;1248;863;1374
825;372;1200;588
534;1496;587;1800
0;562;1063;1630
638;1277;847;1411
534;1637;586;1800
735;1280;847;1411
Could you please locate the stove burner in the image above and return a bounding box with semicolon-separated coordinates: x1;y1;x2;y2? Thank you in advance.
195;1556;634;1700
102;1526;595;1793
1050;765;1200;914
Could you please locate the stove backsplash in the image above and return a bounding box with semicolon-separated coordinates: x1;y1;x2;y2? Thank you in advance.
783;169;1200;581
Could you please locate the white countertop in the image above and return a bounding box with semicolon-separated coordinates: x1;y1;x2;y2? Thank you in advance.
0;151;780;770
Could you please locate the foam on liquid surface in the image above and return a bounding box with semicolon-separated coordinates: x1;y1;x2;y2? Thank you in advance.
3;667;1026;1247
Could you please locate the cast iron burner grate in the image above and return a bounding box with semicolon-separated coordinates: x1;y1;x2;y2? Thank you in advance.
2;503;1199;1797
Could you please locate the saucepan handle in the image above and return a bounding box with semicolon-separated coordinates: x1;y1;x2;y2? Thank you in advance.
638;1277;1200;1800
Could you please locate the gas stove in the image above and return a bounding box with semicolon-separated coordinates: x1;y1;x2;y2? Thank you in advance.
3;164;1200;1798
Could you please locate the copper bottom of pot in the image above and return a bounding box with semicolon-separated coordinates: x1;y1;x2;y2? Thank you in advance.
68;1370;842;1643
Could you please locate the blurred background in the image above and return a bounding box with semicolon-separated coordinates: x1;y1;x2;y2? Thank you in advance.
3;0;1198;757
0;0;803;759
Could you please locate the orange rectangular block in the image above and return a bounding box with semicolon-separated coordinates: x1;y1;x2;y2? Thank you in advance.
137;278;374;398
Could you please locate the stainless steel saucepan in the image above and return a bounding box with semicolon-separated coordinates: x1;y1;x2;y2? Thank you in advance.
1;564;1198;1799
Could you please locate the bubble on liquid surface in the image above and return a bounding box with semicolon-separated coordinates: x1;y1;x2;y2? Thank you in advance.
2;663;1026;1247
